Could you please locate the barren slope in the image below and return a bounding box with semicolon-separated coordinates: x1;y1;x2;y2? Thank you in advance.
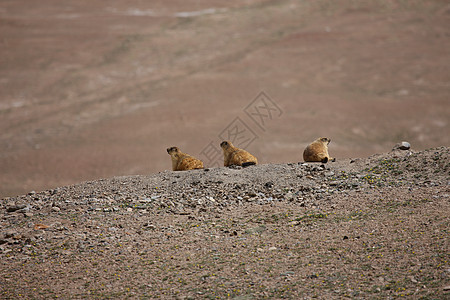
1;0;449;198
1;147;449;298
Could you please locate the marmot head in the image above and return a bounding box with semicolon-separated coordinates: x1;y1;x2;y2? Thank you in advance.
220;140;233;150
167;146;180;155
319;137;331;145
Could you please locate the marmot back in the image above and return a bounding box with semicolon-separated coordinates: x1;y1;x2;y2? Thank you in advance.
303;137;335;163
167;147;204;171
220;141;258;167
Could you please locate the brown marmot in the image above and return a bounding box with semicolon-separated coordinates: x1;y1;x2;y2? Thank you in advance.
220;140;258;167
303;137;335;163
166;147;204;171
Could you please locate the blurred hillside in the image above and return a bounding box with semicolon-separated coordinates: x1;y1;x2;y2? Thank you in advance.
0;0;449;197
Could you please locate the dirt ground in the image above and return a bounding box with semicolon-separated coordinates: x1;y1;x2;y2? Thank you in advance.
0;147;449;299
0;0;449;198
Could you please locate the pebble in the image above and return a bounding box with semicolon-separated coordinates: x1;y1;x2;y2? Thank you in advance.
284;192;294;201
6;205;26;213
399;141;411;150
281;271;295;276
393;141;411;151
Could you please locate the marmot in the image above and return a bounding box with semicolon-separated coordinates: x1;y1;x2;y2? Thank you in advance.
303;137;335;163
220;140;258;167
166;147;204;171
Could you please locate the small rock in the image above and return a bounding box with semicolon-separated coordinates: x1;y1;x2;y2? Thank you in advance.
34;224;49;230
4;230;17;239
6;205;26;213
281;271;295;276
143;223;156;230
393;141;411;151
409;276;418;283
265;182;274;189
285;192;294;201
268;246;277;251
52;206;61;212
443;286;450;291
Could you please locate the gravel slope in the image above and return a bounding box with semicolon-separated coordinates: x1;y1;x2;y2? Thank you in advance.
1;147;449;299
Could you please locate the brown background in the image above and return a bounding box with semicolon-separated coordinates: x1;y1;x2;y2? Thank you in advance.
1;0;449;198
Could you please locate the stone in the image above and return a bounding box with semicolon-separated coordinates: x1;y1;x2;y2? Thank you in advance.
281;271;295;276
393;141;411;151
6;205;26;213
285;192;294;201
399;141;411;150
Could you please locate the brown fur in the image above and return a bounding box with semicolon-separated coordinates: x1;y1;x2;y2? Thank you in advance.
220;141;258;167
166;147;204;171
303;137;335;163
